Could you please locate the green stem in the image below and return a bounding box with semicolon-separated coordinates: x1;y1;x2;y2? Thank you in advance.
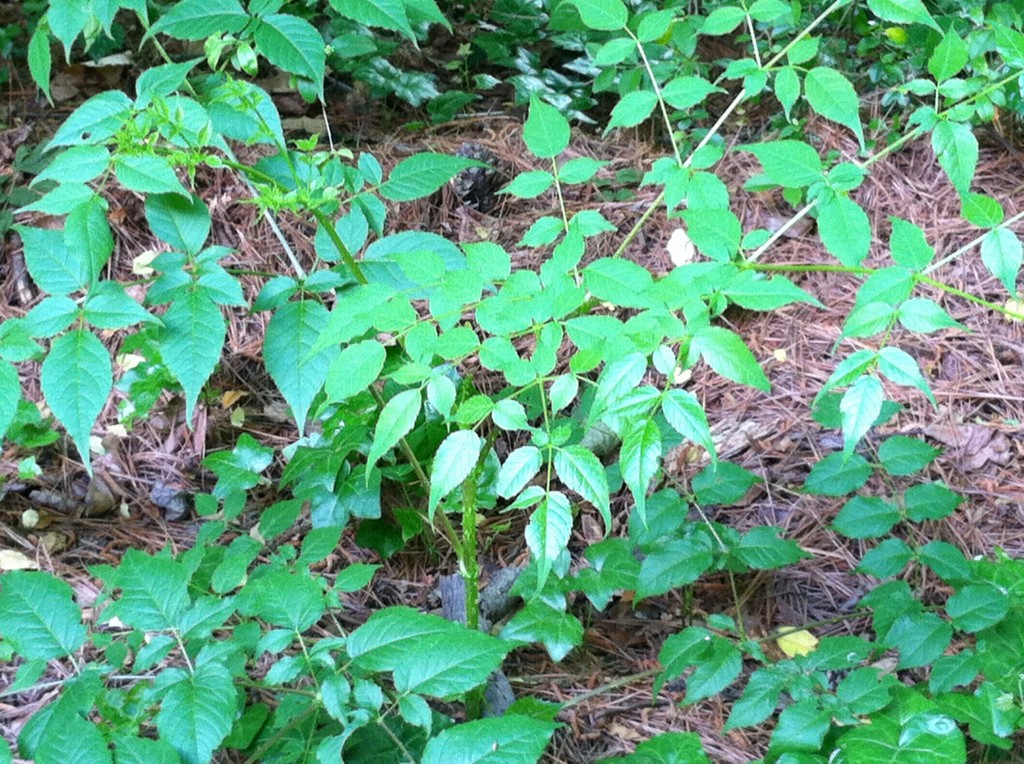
309;208;369;286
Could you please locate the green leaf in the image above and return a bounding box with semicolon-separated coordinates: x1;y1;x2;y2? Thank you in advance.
692;462;758;505
583;258;654;309
66;195;114;287
878;435;940;476
349;607;513;698
569;0;627;30
155;663;236;764
25;295;79;338
837;708;965;763
264;300;334;432
684;636;742;704
47;90;133;148
866;0;941;32
15;225;89;296
897;297;965;333
421;715;556;764
980;228;1022;292
722;271;823;311
681;208;741;261
740;141;823;188
559;157;609;184
932;120;977;194
554;446;610;530
661;389;715;461
606;90;658;132
324;339;385;402
726;670;784;730
904;481;961;522
734;526;808;569
526;491;573;592
804;452;872;496
774;66;800;120
692;326;770;391
919;540;971;582
769;699;832;755
499;601;583;662
804;67;864;149
135;58;203;107
888;217;934;270
84;281;158;329
0;361;19;438
380;153;482;202
840;375;884;457
28;25;52;103
500;170;555;198
32;145;109;186
41;329;111;476
857;538;913;577
833;496;900;539
0;571;86;660
613;732;711;763
637;536;714;600
661;76;723;110
960;192;1003;228
523;96;570;159
114;155;188;196
160;289;225;422
496;446;543;499
429;430;482;518
818;195;871;266
885;612;952;668
878;346;935;406
99;548;191;630
145;193;210;255
701;6;745;35
947;584;1009;633
236;567;323;629
929;30;969;83
620;419;662;523
367;389;421;469
148;0;250;40
589;352;646;425
254;14;325;98
548;373;578;413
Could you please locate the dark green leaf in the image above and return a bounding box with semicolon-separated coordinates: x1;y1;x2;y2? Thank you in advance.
833;496;900;539
0;571;86;660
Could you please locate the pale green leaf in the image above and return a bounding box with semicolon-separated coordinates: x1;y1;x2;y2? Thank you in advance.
325;339;386;402
804;66;864;149
114;155;188;196
497;446;543;499
818;195;871;267
620;419;662;523
554;446;610;529
692;326;770;391
367;389;421;469
980;228;1022;292
380;153;482;201
148;0;249;40
569;0;627;30
606;90;658;132
526;491;573;592
254;14;325;97
429;430;482;518
523;96;570;159
840;375;884;457
931;120;977;194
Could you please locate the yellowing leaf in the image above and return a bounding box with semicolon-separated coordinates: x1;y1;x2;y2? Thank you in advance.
777;628;818;657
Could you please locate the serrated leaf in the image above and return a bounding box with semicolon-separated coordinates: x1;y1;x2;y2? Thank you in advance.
947;584;1009;633
0;571;86;660
254;14;325;98
878;346;935;405
637;536;713;600
500;601;583;662
496;446;543;499
155;663;236;764
889;217;934;270
429;430;482;518
726;670;784;730
735;526;809;569
929;30;968;83
857;538;913;577
115;155;188;195
606;90;658;132
877;435;940;476
32;145;109;186
661;389;715;461
28;25;52;103
885;612;952;669
328;0;414;39
804;67;864;149
833;496;900;539
148;0;249;40
523;96;570;159
160;289;225;422
325;339;386;403
41;329;111;476
932;120;977;194
500;170;555;198
367;389;421;469
47;90;133;148
840;375;884;457
980;228;1022;292
145;193;210;255
380;153;481;201
349;607;513;697
867;0;941;32
904;481;961;522
0;361;19;439
804;452;872;496
740;141;823;188
526;491;573;592
818;194;871;266
569;0;627;30
84;281;159;329
263;300;333;432
421;715;556;764
693;326;770;391
620;419;662;523
15;225;89;296
554;446;610;530
99;549;191;631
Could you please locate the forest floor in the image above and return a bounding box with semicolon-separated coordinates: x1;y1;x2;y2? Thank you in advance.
2;64;1024;762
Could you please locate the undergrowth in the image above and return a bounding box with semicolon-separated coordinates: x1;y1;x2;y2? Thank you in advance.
2;0;1024;762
